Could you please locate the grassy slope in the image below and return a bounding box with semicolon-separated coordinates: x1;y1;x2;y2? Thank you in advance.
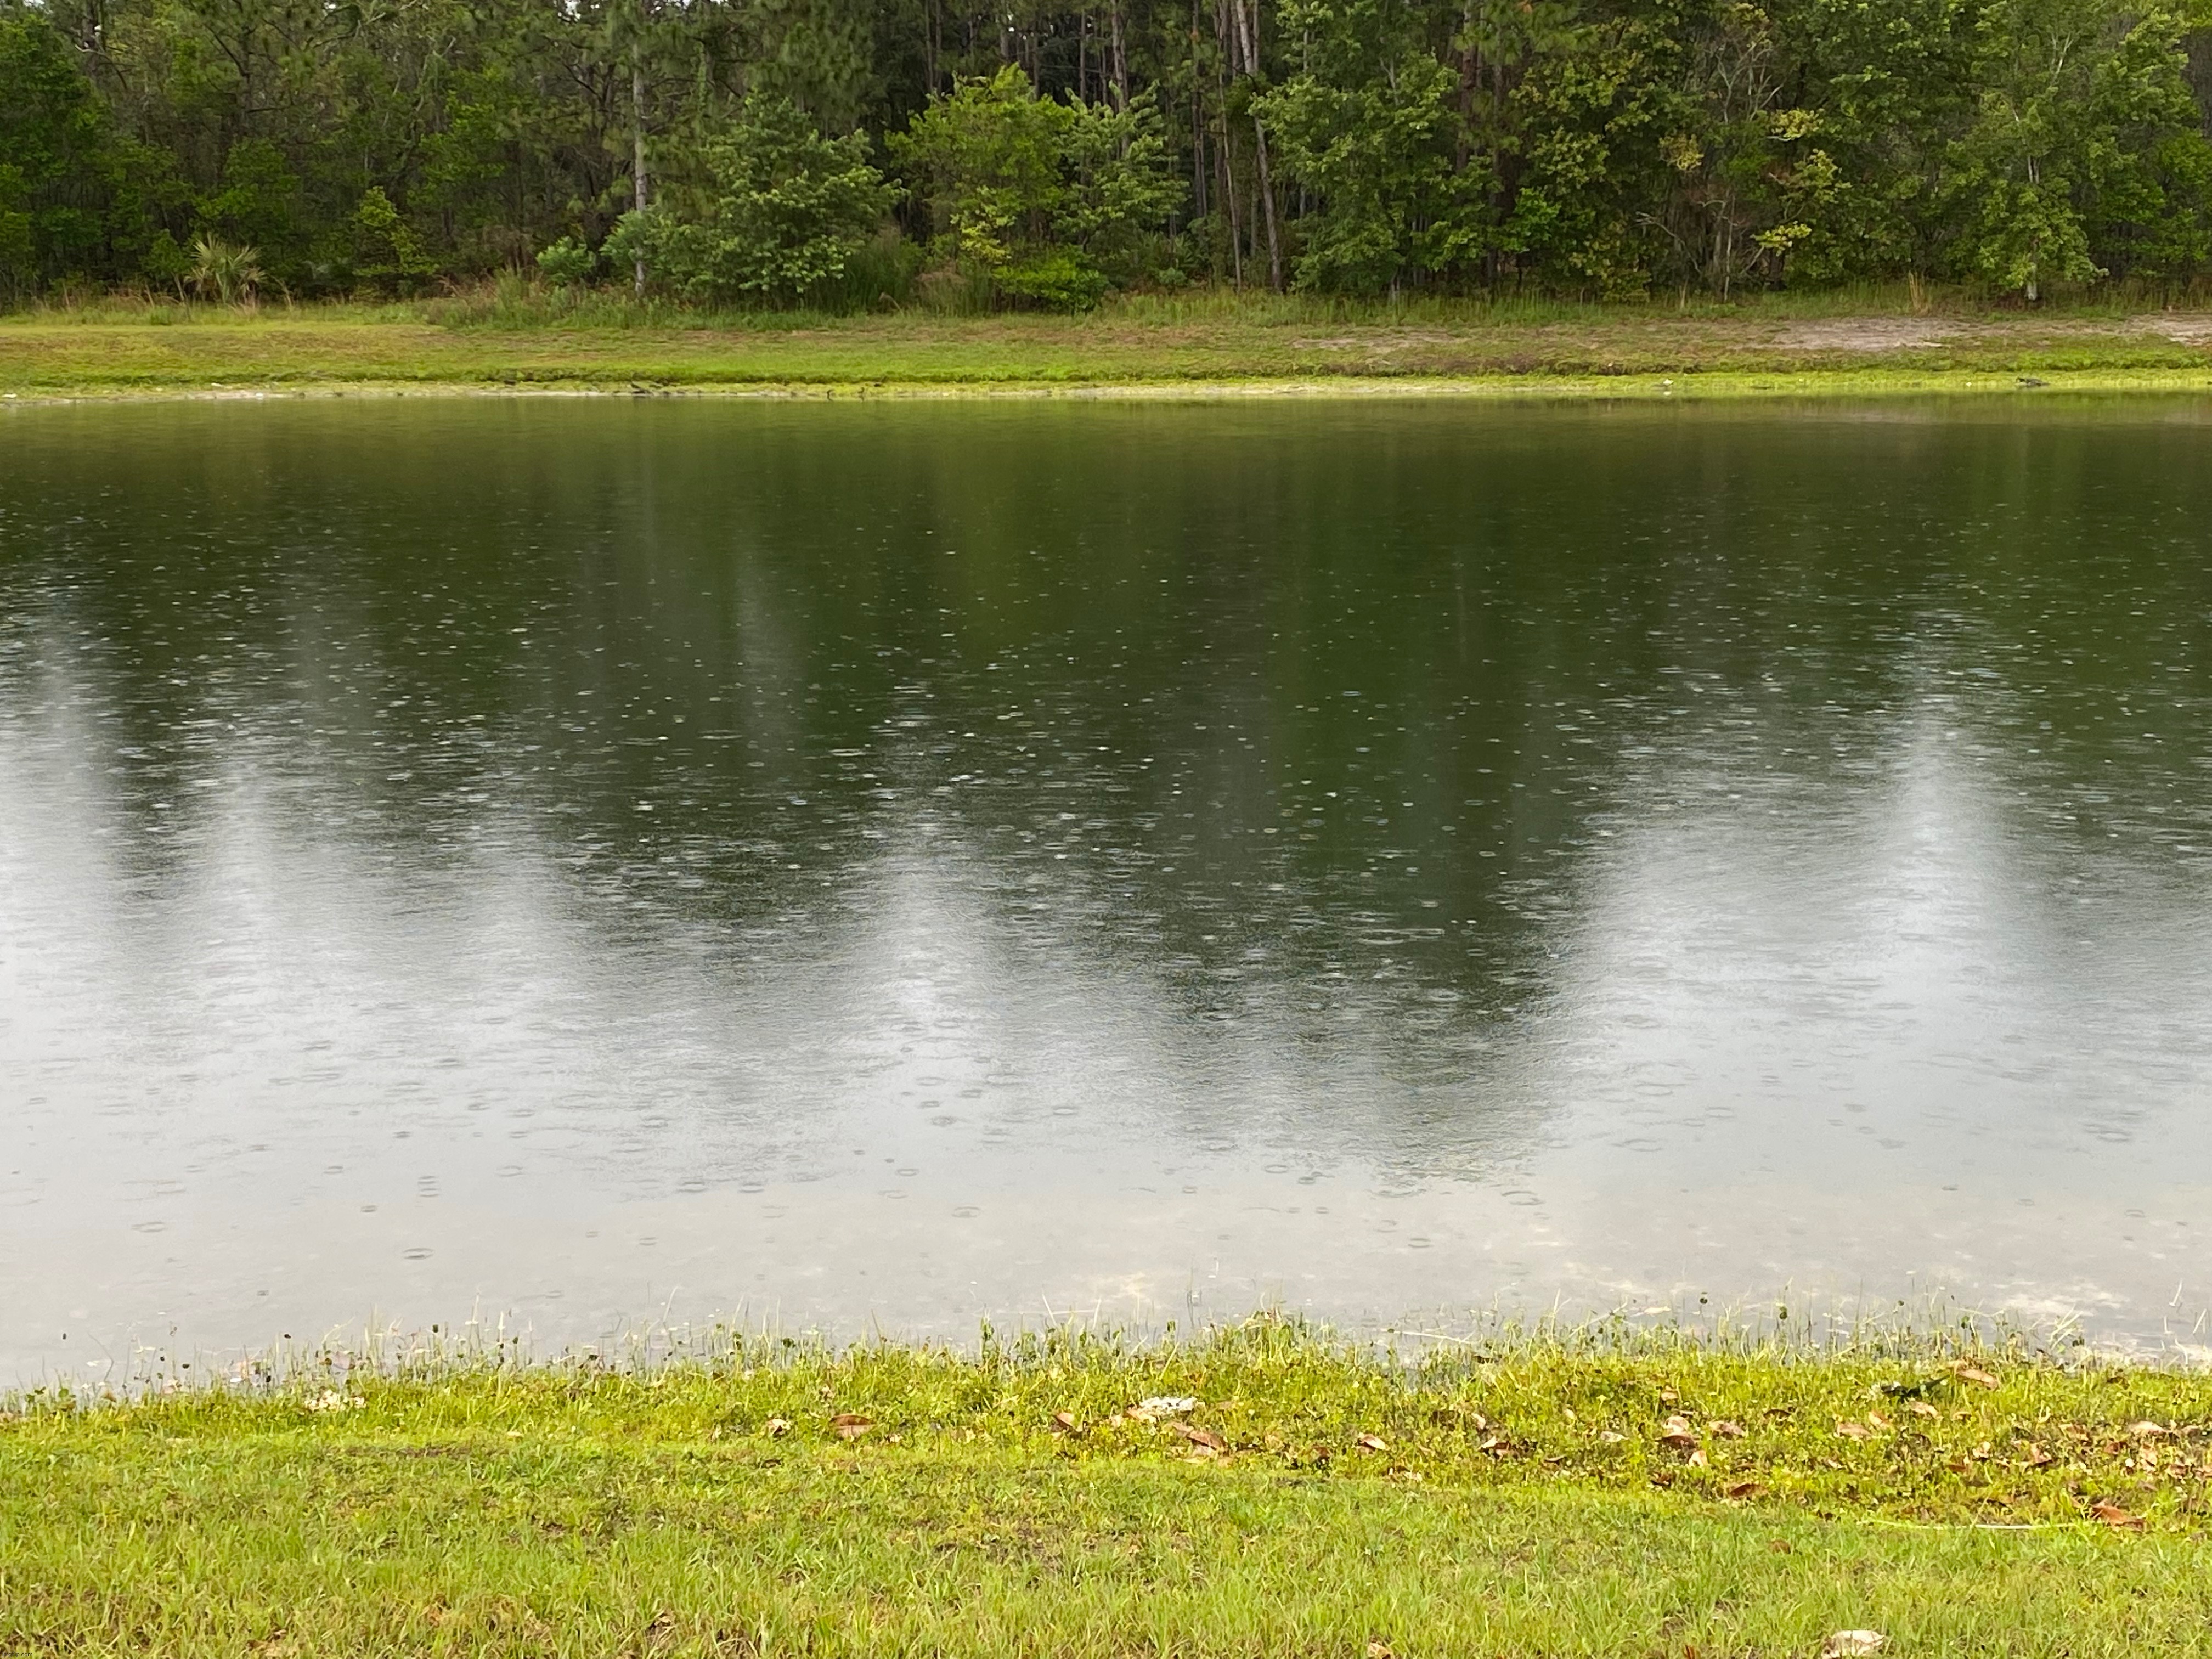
6;1328;2210;1655
3;297;2212;397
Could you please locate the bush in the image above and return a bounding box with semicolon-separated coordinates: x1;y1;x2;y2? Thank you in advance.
892;66;1180;307
535;236;597;287
994;249;1109;309
352;187;437;296
611;94;894;306
187;235;261;304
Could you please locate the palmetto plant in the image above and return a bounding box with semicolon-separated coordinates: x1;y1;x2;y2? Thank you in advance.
188;236;263;306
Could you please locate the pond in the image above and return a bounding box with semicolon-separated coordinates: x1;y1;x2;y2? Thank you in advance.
4;395;2209;1378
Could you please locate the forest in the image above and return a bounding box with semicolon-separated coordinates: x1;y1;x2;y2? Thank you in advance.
2;0;2210;307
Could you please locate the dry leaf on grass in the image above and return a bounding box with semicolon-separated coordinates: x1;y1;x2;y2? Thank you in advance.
1367;1642;1396;1659
1658;1414;1700;1449
1050;1410;1078;1435
1710;1419;1746;1440
1835;1420;1870;1442
2091;1502;2145;1531
1822;1631;1886;1657
1356;1433;1389;1453
1949;1363;2000;1389
830;1413;873;1441
1168;1421;1228;1453
1723;1480;1765;1499
761;1418;792;1439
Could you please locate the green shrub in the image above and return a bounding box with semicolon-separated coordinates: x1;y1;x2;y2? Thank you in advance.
995;248;1109;309
893;66;1180;307
611;94;894;306
535;236;597;287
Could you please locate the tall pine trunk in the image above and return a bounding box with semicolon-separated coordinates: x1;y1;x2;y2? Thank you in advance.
631;55;647;298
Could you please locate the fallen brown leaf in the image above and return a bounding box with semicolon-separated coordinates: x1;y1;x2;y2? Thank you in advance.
1356;1432;1390;1453
2127;1420;2168;1437
1687;1447;1708;1468
2018;1443;2053;1469
1822;1631;1886;1657
1835;1419;1869;1442
2091;1501;2145;1531
1951;1364;2000;1390
1724;1480;1765;1499
1710;1420;1746;1440
830;1413;874;1441
1169;1421;1228;1453
1051;1410;1079;1435
763;1417;792;1438
1658;1414;1701;1449
1906;1401;1939;1419
1367;1642;1395;1659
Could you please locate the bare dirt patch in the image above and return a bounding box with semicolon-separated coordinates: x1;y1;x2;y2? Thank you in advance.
1290;330;1459;352
1767;318;1971;352
2128;312;2212;343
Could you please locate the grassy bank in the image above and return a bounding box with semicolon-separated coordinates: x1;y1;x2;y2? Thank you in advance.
4;290;2212;400
6;1321;2211;1656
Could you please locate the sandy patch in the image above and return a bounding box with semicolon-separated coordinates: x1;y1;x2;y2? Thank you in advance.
2128;313;2212;342
1769;317;1968;351
1289;330;1458;352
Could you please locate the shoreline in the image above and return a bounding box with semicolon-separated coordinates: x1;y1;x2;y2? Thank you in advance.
7;366;2212;406
5;305;2212;405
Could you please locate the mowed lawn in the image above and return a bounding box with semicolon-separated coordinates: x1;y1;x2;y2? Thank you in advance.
4;298;2212;397
5;1325;2210;1656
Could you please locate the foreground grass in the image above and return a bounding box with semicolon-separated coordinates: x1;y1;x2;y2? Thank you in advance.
5;1322;2211;1655
3;290;2212;399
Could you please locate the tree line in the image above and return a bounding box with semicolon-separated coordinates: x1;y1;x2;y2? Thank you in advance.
3;0;2209;306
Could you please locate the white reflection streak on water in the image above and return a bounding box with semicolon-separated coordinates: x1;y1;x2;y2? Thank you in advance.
1520;689;2212;1319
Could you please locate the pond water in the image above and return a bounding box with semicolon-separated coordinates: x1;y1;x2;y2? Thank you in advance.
5;395;2211;1379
